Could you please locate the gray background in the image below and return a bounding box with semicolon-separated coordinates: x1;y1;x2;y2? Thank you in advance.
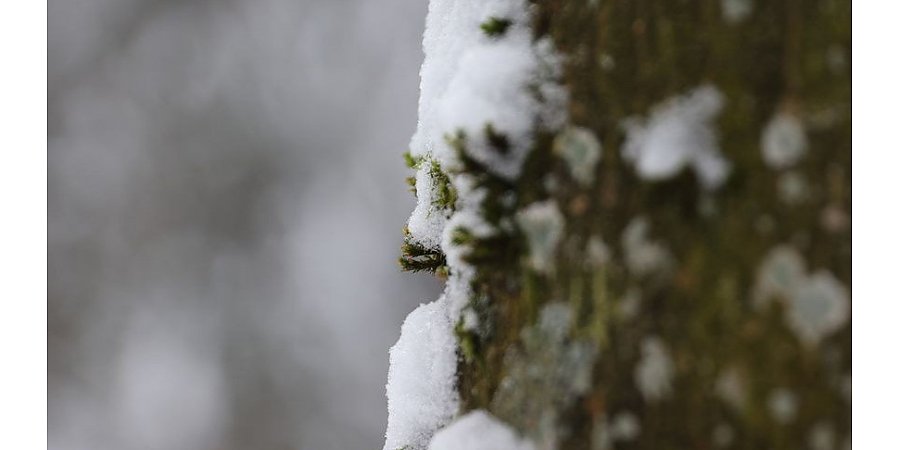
48;0;439;448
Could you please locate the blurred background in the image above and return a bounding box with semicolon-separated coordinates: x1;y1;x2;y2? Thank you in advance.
48;0;440;448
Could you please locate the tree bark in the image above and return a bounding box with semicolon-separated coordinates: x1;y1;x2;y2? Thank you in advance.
401;0;850;448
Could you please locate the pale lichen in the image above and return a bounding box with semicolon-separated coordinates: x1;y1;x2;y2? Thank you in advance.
516;200;565;274
721;0;753;24
761;111;808;170
492;303;598;447
634;336;674;402
786;270;850;346
553;125;602;186
622;217;674;278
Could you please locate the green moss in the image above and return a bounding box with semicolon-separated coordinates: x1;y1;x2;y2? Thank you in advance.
480;17;513;37
399;234;446;273
428;160;458;210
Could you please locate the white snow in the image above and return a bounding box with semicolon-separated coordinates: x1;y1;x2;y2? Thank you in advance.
408;166;453;250
441;204;494;322
405;0;567;248
622;85;731;190
384;297;460;450
761;111;808;169
389;1;569;447
428;410;536;450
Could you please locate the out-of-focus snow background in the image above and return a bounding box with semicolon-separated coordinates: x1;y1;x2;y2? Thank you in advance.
48;1;438;448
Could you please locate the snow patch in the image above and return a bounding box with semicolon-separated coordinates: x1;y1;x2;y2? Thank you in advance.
622;85;730;190
408;166;453;250
384;297;460;450
405;0;567;248
389;1;569;447
428;410;536;450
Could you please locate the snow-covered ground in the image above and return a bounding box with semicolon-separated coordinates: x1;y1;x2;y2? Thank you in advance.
48;1;439;449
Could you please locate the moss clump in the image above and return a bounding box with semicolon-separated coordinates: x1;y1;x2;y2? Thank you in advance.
480;17;513;37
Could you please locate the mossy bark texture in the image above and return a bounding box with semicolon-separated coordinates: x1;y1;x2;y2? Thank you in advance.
404;0;850;448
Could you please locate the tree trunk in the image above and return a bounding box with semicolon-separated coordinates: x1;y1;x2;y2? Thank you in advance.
390;1;850;449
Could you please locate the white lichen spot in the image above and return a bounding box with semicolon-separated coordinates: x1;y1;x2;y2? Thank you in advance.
428;410;536;450
721;0;753;24
761;111;808;169
754;246;850;345
538;302;575;342
713;424;735;447
554;125;602;186
622;85;731;190
622;217;673;277
600;53;615;71
516;200;565;274
609;412;641;441
635;336;674;401
384;297;460;450
587;236;611;268
543;174;561;194
715;367;747;411
809;422;836;450
767;388;798;424
777;171;810;205
492;303;597;448
753;245;807;306
787;270;850;346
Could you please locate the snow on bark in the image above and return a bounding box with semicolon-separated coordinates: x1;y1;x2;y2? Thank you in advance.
427;410;536;450
622;85;730;190
384;296;459;450
387;0;567;448
405;0;566;249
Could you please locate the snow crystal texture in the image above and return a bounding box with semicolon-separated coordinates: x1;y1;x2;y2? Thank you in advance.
388;1;568;448
428;410;536;450
405;0;566;249
384;297;459;450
